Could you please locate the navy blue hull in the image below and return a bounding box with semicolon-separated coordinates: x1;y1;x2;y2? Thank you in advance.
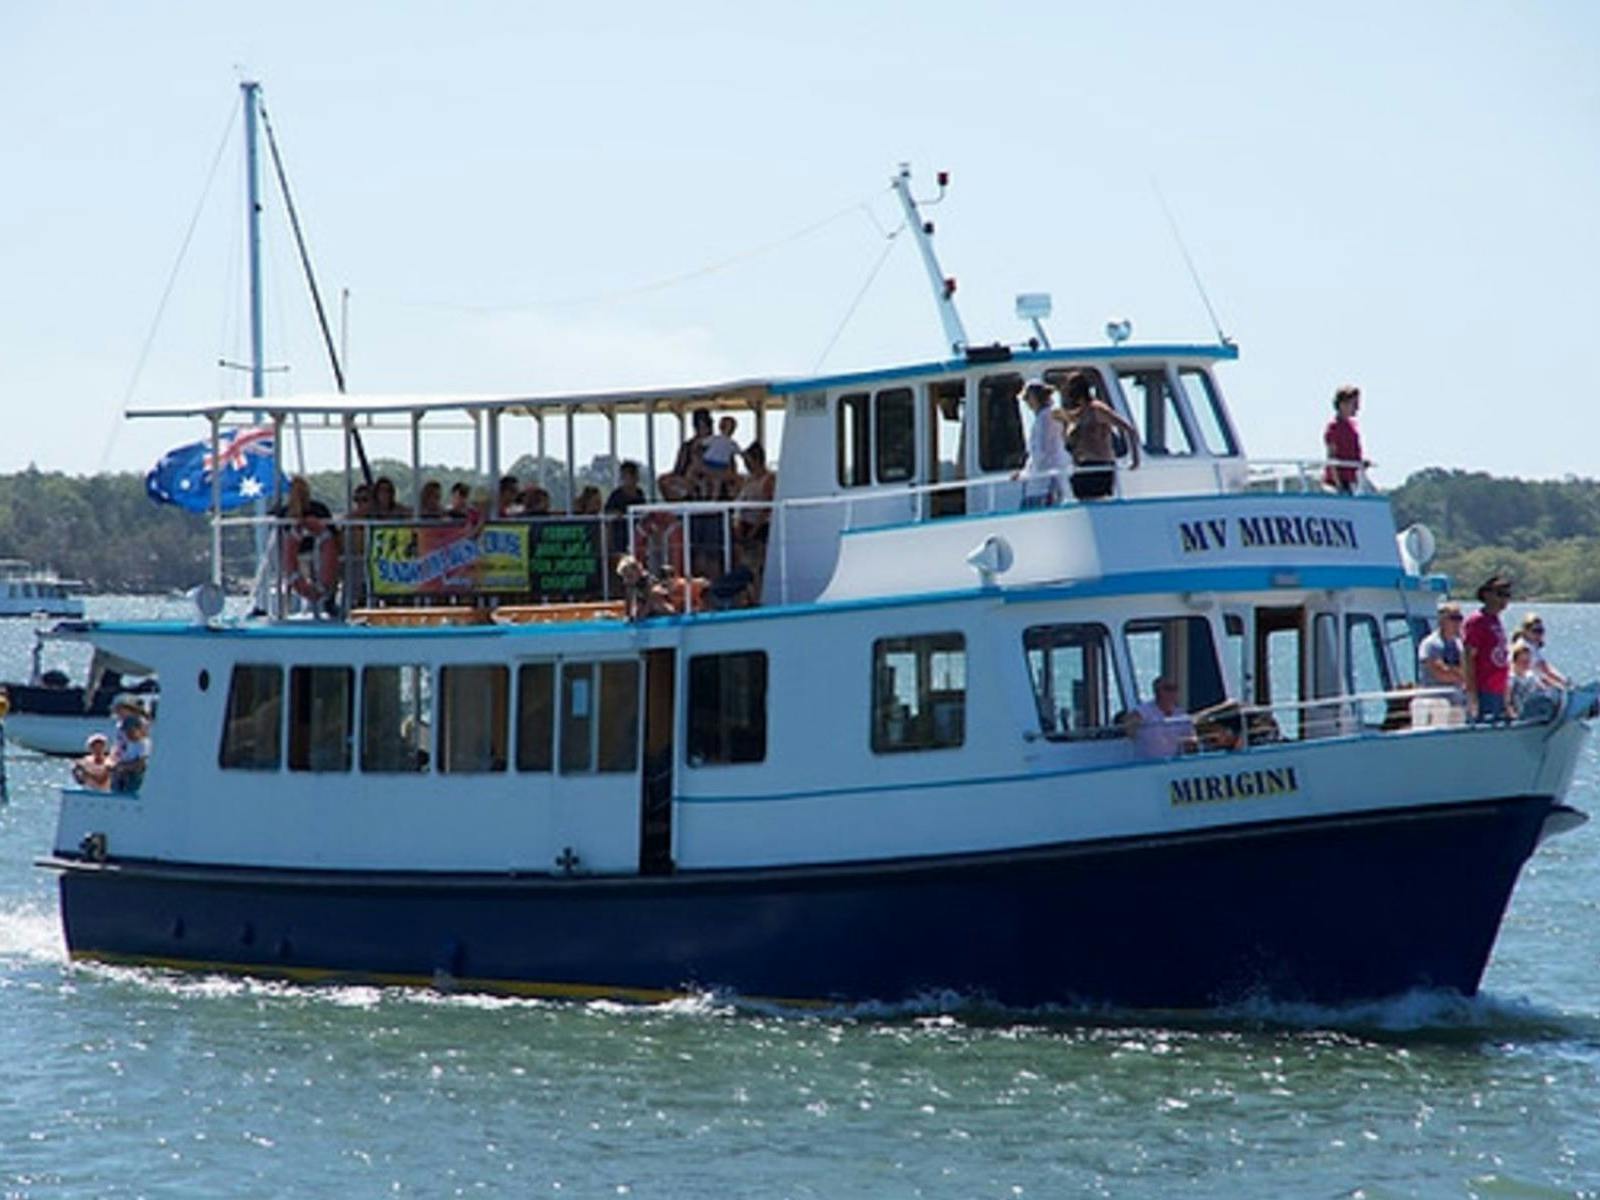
55;797;1554;1009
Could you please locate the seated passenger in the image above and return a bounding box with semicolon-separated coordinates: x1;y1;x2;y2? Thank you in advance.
110;712;151;793
369;476;410;520
519;484;552;516
1508;640;1558;720
1517;612;1569;690
447;481;473;520
1123;677;1197;758
72;733;113;791
497;475;523;517
418;479;446;519
572;485;604;516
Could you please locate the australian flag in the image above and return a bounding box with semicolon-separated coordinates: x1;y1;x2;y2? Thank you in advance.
145;426;285;512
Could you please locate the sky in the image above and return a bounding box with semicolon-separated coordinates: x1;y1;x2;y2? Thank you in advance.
2;1;1597;487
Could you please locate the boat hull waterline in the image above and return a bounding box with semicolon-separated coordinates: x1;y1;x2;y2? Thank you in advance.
51;795;1553;1010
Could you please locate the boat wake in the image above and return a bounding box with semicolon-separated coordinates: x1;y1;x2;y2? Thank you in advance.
0;900;67;966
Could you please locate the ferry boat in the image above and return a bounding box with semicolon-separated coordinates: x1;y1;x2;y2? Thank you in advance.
0;560;85;619
38;168;1595;1010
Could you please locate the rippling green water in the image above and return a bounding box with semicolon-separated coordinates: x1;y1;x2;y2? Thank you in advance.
3;600;1599;1198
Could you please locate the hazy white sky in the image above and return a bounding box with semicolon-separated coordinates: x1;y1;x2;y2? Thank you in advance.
2;1;1596;485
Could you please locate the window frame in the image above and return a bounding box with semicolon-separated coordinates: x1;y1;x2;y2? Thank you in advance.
686;650;769;767
437;663;510;774
871;633;967;754
873;387;916;484
218;663;284;771
1023;622;1121;740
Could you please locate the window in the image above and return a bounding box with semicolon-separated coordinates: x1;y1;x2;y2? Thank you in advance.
687;651;768;765
1385;614;1422;688
977;374;1026;472
1118;368;1196;457
219;664;282;770
1123;616;1225;712
836;392;870;487
1177;367;1237;456
361;665;430;772
874;387;915;482
1024;624;1119;738
516;662;555;772
438;665;508;773
872;634;965;752
1347;614;1393;728
288;667;353;772
559;659;639;774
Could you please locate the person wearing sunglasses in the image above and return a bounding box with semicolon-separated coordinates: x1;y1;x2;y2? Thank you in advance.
1517;612;1570;690
1462;574;1513;720
1418;601;1468;709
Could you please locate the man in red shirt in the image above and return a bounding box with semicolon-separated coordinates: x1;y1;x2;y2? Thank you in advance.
1323;385;1366;493
1462;573;1513;720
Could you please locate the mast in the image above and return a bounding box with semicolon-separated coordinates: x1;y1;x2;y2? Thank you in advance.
242;81;270;566
891;164;968;357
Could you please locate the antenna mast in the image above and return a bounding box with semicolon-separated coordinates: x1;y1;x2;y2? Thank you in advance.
891;164;968;356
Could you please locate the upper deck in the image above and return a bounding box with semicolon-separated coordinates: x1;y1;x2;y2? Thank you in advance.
132;339;1389;620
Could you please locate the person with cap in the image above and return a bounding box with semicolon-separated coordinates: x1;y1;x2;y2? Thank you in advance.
72;733;113;792
1462;574;1513;720
1418;601;1468;708
1013;378;1067;508
1516;612;1569;691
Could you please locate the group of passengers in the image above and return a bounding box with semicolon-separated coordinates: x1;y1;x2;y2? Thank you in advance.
1015;371;1142;505
1420;574;1569;722
72;694;152;794
615;411;778;618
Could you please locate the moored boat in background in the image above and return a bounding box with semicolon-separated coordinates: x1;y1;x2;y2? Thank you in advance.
0;560;84;620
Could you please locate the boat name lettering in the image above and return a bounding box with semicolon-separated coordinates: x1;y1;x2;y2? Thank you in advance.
1169;766;1300;806
1177;515;1359;554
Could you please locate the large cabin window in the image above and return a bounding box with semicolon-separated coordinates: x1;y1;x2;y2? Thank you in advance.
360;665;430;773
1346;614;1393;728
288;666;353;773
1118;368;1197;457
559;659;640;774
516;662;556;772
1123;616;1225;713
1385;614;1423;688
218;664;283;770
977;374;1026;472
872;634;966;753
1024;623;1119;739
1177;367;1237;456
438;665;508;773
836;392;870;487
874;387;915;483
687;651;768;765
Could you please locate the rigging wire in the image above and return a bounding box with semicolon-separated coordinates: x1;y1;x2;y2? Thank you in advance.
407;191;892;314
811;218;905;374
97;100;240;471
1152;177;1230;346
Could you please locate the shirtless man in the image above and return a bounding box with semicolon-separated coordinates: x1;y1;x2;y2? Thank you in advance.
1057;371;1140;500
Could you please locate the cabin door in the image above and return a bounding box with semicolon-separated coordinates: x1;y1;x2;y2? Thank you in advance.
924;379;967;519
639;649;675;875
540;655;645;874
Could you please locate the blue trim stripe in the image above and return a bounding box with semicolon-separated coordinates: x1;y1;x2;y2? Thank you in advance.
770;343;1240;396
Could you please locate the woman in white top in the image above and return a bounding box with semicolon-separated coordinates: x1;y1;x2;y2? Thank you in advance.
1014;379;1067;507
1517;612;1569;689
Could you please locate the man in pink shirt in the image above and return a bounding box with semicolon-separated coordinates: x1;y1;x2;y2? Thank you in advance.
1322;385;1366;493
1462;573;1513;720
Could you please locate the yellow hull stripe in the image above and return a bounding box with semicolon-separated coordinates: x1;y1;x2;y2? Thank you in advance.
68;948;830;1008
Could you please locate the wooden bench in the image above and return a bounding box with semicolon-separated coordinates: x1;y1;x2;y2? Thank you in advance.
348;606;490;627
492;601;627;625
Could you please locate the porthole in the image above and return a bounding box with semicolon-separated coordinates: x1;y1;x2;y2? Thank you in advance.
198;669;210;692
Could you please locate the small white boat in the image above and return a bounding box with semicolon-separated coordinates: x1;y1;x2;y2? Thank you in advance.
0;560;85;619
1;623;156;756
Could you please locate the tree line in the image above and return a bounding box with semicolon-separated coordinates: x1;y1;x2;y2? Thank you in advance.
3;462;1600;599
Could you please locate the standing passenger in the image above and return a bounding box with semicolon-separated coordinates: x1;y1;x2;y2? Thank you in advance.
1014;378;1067;508
1322;385;1367;493
1462;574;1513;720
1516;613;1569;690
1058;371;1140;500
1418;602;1468;707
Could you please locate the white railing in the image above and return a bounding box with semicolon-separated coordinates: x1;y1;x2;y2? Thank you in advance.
1248;458;1376;494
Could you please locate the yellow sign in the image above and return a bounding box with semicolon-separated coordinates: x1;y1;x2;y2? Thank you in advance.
367;523;530;596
